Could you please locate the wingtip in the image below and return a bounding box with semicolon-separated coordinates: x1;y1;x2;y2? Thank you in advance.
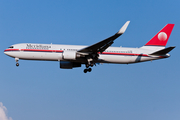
118;21;130;34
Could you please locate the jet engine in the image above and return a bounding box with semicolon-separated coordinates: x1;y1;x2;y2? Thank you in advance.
60;61;81;69
62;51;77;60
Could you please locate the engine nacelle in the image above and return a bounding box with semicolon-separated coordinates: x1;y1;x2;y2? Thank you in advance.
60;61;81;69
62;51;77;60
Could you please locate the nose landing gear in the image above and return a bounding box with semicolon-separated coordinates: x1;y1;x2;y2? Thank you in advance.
16;63;19;66
15;58;19;67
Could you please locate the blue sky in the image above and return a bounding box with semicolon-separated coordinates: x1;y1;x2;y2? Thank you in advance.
0;0;180;120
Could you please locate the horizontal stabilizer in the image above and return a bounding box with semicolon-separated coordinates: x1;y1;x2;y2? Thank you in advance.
150;46;175;55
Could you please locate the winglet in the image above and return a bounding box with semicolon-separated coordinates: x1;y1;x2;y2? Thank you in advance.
118;21;130;34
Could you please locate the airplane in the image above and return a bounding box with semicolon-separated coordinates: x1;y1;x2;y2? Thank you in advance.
4;21;175;73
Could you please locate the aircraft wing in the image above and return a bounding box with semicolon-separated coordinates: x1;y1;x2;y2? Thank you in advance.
78;21;130;53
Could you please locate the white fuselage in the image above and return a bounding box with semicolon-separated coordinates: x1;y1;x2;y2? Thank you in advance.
4;43;168;64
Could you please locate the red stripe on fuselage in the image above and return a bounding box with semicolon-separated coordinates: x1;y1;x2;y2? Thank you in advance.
4;49;20;52
4;49;162;58
4;49;63;53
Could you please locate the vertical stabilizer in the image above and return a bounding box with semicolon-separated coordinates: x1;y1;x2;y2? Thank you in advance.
145;24;174;47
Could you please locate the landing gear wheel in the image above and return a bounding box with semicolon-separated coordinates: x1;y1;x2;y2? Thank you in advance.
88;68;92;72
16;63;19;67
83;68;92;73
84;69;87;73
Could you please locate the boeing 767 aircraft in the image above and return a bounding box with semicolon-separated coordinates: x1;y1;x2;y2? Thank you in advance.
4;21;175;73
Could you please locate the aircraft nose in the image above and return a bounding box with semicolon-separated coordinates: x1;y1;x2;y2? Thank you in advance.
4;50;8;55
4;49;10;56
4;49;17;58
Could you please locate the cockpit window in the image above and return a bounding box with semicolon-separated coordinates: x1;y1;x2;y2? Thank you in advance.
8;46;14;48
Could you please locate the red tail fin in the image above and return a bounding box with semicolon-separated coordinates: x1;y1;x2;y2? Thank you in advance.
145;24;174;46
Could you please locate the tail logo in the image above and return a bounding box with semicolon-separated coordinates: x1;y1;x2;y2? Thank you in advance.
158;32;167;41
145;24;174;46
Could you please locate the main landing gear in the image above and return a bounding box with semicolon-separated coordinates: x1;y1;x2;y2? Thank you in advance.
84;68;92;73
83;55;98;73
83;62;94;73
15;58;19;67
